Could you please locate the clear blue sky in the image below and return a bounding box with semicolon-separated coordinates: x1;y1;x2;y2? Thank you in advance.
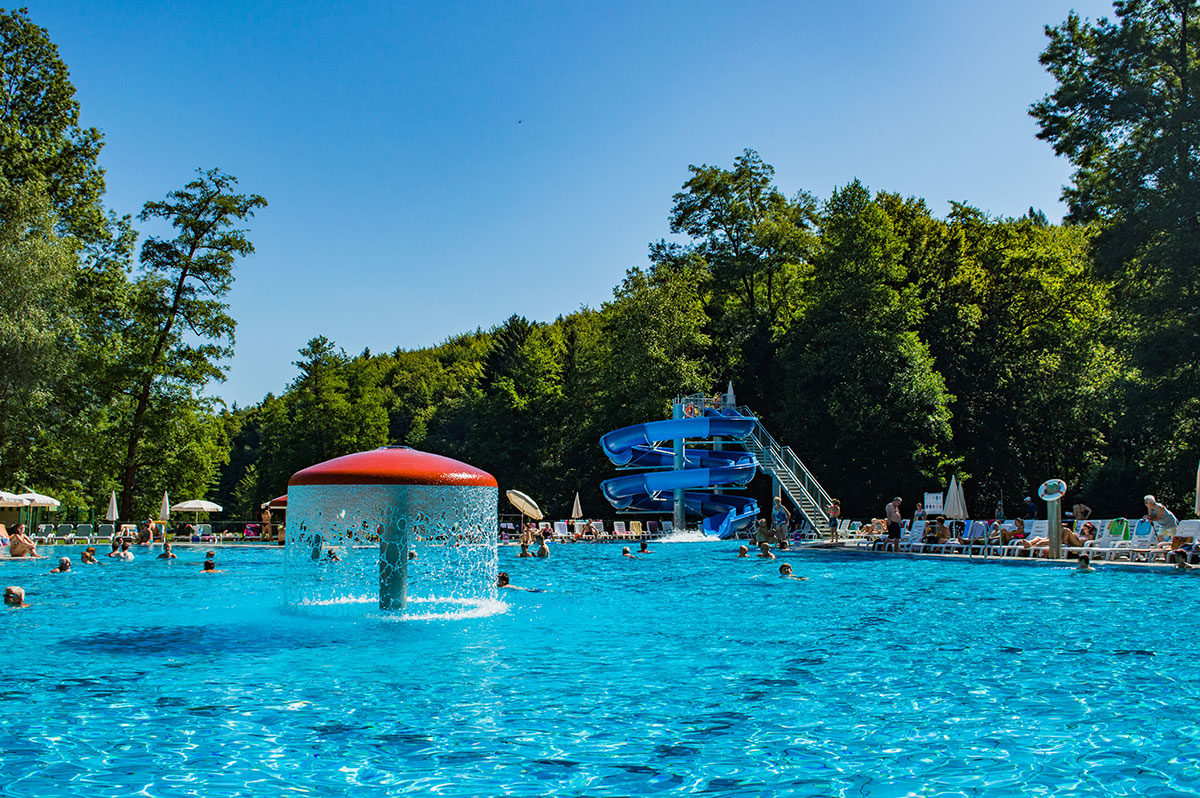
29;0;1114;407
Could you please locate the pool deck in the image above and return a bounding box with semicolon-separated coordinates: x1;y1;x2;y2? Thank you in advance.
794;539;1186;572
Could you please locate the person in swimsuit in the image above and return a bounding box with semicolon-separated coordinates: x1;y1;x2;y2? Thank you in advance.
7;524;39;558
757;542;775;559
778;562;807;581
885;497;903;552
80;547;99;564
1144;494;1179;537
4;586;29;607
826;499;841;543
736;545;749;558
48;557;71;573
771;498;791;542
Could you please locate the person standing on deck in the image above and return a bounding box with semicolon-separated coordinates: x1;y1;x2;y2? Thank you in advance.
771;497;791;543
885;497;903;551
1024;496;1038;520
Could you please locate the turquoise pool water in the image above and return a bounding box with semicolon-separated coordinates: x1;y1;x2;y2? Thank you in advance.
1;541;1197;796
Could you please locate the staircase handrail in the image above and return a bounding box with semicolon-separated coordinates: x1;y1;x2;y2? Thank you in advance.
736;405;833;515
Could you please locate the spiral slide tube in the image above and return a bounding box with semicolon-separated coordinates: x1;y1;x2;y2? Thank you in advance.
599;411;760;539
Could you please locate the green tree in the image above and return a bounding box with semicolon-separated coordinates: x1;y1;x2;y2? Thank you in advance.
114;168;266;519
1032;0;1200;505
0;179;77;486
0;8;108;241
655;149;817;408
779;181;953;512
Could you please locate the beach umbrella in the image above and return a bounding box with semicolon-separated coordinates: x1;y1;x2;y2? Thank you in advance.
159;491;171;522
506;489;543;521
16;491;59;508
170;499;222;526
261;494;288;510
1194;458;1199;516
571;491;583;520
105;491;118;522
0;491;29;508
943;476;968;521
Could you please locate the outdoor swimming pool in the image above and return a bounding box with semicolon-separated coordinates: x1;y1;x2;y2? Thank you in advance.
1;541;1196;796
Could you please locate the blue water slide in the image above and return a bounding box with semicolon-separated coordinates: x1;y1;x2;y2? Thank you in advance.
599;412;760;538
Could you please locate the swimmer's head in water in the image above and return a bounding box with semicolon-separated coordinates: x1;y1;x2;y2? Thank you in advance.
4;586;25;605
622;547;630;555
497;571;509;587
759;542;770;552
779;563;792;576
1078;553;1090;568
408;551;417;559
203;560;216;571
738;545;748;555
57;557;70;571
639;541;648;551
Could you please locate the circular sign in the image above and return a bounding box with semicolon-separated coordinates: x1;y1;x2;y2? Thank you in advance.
1038;478;1068;502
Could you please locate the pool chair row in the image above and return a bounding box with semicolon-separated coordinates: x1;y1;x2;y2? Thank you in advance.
855;518;1196;562
31;523;119;544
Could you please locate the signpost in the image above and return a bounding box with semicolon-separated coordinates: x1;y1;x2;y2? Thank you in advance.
1039;478;1068;559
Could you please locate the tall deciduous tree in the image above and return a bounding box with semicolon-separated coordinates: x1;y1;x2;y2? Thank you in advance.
0;8;108;241
1032;0;1200;502
115;169;266;519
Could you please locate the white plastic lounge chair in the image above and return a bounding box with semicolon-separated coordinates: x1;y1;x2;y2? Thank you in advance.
613;521;628;536
553;521;569;537
572;521;588;537
899;520;926;552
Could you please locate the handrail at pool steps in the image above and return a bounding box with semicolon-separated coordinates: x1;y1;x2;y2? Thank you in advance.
735;405;831;529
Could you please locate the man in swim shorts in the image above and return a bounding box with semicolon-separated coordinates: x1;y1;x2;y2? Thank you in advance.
885;497;903;551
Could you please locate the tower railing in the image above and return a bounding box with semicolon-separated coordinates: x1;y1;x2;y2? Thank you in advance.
735;405;832;529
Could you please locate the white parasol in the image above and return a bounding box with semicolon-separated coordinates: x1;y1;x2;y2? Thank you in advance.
943;476;968;520
105;491;118;522
16;491;59;508
1194;458;1199;516
571;491;582;520
0;491;30;508
506;489;543;520
159;491;171;522
170;499;222;526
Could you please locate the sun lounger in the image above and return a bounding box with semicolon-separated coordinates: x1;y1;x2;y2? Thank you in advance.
662;521;674;533
629;520;644;536
73;523;94;543
55;523;74;543
95;523;114;543
553;521;569;537
899;520;926;552
613;521;628;536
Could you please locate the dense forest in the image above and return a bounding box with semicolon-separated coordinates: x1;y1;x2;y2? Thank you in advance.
3;2;1199;523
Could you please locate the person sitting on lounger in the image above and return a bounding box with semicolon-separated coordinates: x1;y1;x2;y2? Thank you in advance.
922;517;951;546
7;524;40;558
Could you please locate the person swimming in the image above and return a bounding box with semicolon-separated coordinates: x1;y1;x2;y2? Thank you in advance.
1076;553;1095;572
517;542;532;558
621;547;636;558
202;560;223;573
497;570;543;592
778;562;807;581
157;542;178;560
48;557;71;573
4;586;29;607
639;540;652;554
80;547;98;564
736;545;749;558
757;542;775;559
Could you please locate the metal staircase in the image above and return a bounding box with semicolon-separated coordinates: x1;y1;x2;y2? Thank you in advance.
735;405;832;530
